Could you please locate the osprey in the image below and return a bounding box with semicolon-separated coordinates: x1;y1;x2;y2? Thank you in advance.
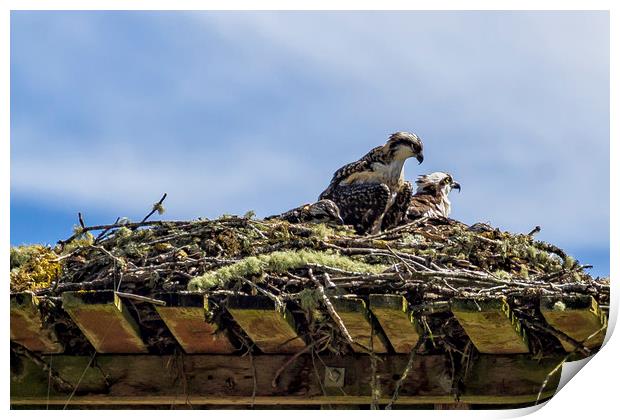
407;172;461;220
319;132;424;234
266;199;344;226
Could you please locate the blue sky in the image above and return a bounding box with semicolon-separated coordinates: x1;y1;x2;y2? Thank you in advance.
10;11;609;276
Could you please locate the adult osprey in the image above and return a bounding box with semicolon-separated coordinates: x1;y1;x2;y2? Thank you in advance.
266;199;344;226
407;172;461;220
319;132;424;234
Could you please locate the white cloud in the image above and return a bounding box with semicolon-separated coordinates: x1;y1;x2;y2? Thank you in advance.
11;127;322;219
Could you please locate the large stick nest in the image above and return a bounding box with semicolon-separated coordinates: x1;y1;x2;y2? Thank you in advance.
10;215;610;358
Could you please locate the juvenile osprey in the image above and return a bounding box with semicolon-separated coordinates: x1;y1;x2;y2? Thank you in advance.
266;199;344;225
407;172;461;220
319;132;424;234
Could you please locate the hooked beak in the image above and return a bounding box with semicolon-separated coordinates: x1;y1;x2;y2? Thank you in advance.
451;181;461;192
336;215;345;225
416;153;424;165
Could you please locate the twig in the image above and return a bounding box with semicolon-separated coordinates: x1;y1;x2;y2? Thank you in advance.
386;337;425;409
370;321;379;410
365;217;430;239
140;192;168;224
385;244;415;273
528;226;541;236
94;217;121;244
535;324;607;404
520;318;592;357
59;219;196;245
271;337;327;388
78;212;86;230
115;291;166;306
311;350;332;409
308;269;355;347
249;351;257;407
11;343;74;393
238;277;284;310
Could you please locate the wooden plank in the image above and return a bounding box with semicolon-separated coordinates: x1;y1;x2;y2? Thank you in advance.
540;295;607;352
451;298;529;354
154;293;236;354
434;403;471;410
62;291;147;353
226;295;305;353
330;296;388;353
10;393;558;407
463;354;561;400
369;294;421;353
10;293;63;354
10;353;563;406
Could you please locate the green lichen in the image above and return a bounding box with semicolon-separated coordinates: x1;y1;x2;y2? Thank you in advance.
188;249;387;291
10;245;62;292
298;288;322;312
563;256;577;270
61;232;95;254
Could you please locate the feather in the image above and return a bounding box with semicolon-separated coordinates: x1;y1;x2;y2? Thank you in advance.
319;132;424;234
319;146;384;200
267;200;344;225
407;172;460;220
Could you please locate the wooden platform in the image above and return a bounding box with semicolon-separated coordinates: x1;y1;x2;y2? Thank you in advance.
62;291;148;353
330;296;388;353
10;293;63;354
155;293;236;354
10;290;606;407
226;295;306;353
451;298;529;354
369;294;421;353
10;353;563;407
540;295;608;353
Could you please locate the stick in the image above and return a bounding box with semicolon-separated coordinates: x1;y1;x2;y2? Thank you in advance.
94;217;121;244
60;218;196;246
115;292;167;306
308;269;356;347
535;324;607;405
11;343;74;393
78;212;86;229
140;192;168;224
271;337;327;388
527;226;541;236
386;337;425;409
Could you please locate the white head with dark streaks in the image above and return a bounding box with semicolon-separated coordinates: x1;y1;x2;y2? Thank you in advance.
414;172;461;217
416;172;460;194
385;131;424;164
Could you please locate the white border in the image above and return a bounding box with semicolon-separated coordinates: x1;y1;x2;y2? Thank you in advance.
2;1;616;418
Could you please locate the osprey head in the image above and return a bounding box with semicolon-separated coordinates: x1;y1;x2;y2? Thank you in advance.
386;131;424;164
306;200;344;225
416;172;461;195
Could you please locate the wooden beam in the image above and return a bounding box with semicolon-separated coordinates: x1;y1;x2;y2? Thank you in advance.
10;393;557;407
451;298;529;354
330;296;388;353
540;295;607;353
10;293;63;354
10;353;563;406
226;295;305;353
463;354;561;400
155;293;236;354
434;402;471;410
369;294;421;353
62;291;147;353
